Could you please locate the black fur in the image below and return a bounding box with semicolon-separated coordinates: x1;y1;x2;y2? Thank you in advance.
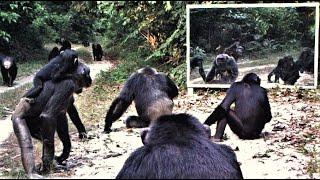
116;113;243;179
104;67;178;133
268;56;300;85
59;39;72;52
92;43;103;61
12;62;92;177
25;49;79;98
190;55;206;81
0;53;17;87
48;47;60;61
205;73;272;140
295;47;314;73
206;54;238;83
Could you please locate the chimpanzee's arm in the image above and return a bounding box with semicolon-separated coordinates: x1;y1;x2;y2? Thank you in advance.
204;83;238;126
67;99;87;139
104;76;135;133
205;65;216;83
197;60;206;82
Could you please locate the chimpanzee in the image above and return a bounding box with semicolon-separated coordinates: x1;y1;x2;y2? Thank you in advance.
24;49;79;99
104;67;178;133
223;40;244;62
295;47;314;73
267;56;300;85
116;113;243;179
12;62;92;178
0;53;18;87
205;54;239;83
48;47;60;61
82;41;90;47
59;39;72;52
92;43;103;61
204;73;272;141
190;55;206;81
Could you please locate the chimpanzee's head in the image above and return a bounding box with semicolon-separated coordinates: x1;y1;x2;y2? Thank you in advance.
242;73;261;85
2;56;14;69
73;62;92;94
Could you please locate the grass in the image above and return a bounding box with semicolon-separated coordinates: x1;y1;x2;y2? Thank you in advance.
0;83;32;118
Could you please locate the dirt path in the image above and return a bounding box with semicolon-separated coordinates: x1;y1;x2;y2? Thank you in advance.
40;90;320;179
0;60;114;144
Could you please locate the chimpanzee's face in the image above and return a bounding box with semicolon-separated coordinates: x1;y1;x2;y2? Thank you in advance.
3;57;13;69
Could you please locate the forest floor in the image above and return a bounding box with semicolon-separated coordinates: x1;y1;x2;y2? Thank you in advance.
0;55;320;179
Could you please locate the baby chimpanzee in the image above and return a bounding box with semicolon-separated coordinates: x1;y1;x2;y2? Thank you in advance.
24;49;79;99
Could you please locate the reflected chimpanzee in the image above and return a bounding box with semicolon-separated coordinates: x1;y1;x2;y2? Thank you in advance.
104;67;178;133
116;113;243;179
0;54;17;87
205;54;238;83
205;73;272;141
48;47;60;61
267;56;300;85
295;47;314;73
223;40;244;62
190;55;206;81
24;49;79;99
92;43;103;61
59;39;72;52
12;62;92;178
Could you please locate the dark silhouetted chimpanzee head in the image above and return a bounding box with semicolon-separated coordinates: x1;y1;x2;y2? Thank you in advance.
117;113;243;179
242;73;261;85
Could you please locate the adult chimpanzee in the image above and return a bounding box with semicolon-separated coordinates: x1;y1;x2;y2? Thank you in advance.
12;62;92;178
205;54;239;83
205;73;272;141
267;56;300;85
48;47;60;61
104;67;178;133
59;39;72;52
223;40;244;62
0;53;18;87
190;55;206;81
295;47;314;73
24;49;79;99
92;43;103;61
116;113;243;179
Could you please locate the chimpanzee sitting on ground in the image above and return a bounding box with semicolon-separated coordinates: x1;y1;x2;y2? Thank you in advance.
12;62;92;178
190;55;206;81
116;113;243;179
295;47;314;73
0;53;18;87
104;67;178;133
48;47;60;61
24;49;79;99
205;73;272;141
267;55;300;85
92;43;103;61
205;54;239;83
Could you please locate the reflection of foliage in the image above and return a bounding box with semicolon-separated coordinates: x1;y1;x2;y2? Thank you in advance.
190;7;316;53
190;46;206;59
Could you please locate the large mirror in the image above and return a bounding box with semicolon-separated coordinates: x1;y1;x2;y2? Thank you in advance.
187;3;319;89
